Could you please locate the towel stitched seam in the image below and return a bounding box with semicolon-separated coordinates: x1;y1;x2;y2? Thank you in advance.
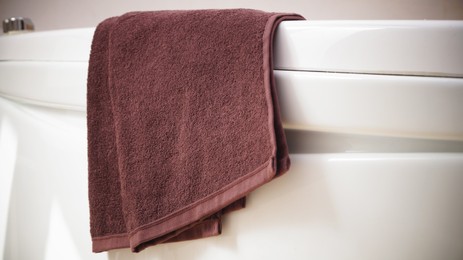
127;158;273;237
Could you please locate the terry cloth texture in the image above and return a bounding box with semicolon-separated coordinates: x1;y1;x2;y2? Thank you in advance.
87;9;304;253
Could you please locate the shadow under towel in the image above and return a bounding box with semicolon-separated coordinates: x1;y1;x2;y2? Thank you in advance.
87;9;305;253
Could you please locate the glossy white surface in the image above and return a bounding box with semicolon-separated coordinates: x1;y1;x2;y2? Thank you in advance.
0;108;17;259
0;98;106;260
110;153;463;260
1;20;463;109
275;70;463;140
1;21;463;260
2;21;463;78
274;21;463;77
2;96;462;259
0;28;94;62
1;63;462;140
0;62;87;110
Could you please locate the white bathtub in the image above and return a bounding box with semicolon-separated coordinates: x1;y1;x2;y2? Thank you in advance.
1;21;462;260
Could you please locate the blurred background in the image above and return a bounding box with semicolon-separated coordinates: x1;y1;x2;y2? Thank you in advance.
1;0;463;32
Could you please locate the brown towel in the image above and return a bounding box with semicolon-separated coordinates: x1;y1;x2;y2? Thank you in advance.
87;9;304;253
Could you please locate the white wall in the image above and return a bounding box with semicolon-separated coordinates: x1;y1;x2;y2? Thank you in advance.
1;0;463;32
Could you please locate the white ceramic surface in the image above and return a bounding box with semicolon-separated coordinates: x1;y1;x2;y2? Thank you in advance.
1;21;463;260
0;62;87;110
108;153;463;260
0;28;93;62
274;20;463;77
275;70;463;140
2;96;462;260
0;64;462;140
1;21;462;139
0;98;105;260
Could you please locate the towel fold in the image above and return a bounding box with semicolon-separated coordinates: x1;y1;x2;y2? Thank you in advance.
87;9;304;253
